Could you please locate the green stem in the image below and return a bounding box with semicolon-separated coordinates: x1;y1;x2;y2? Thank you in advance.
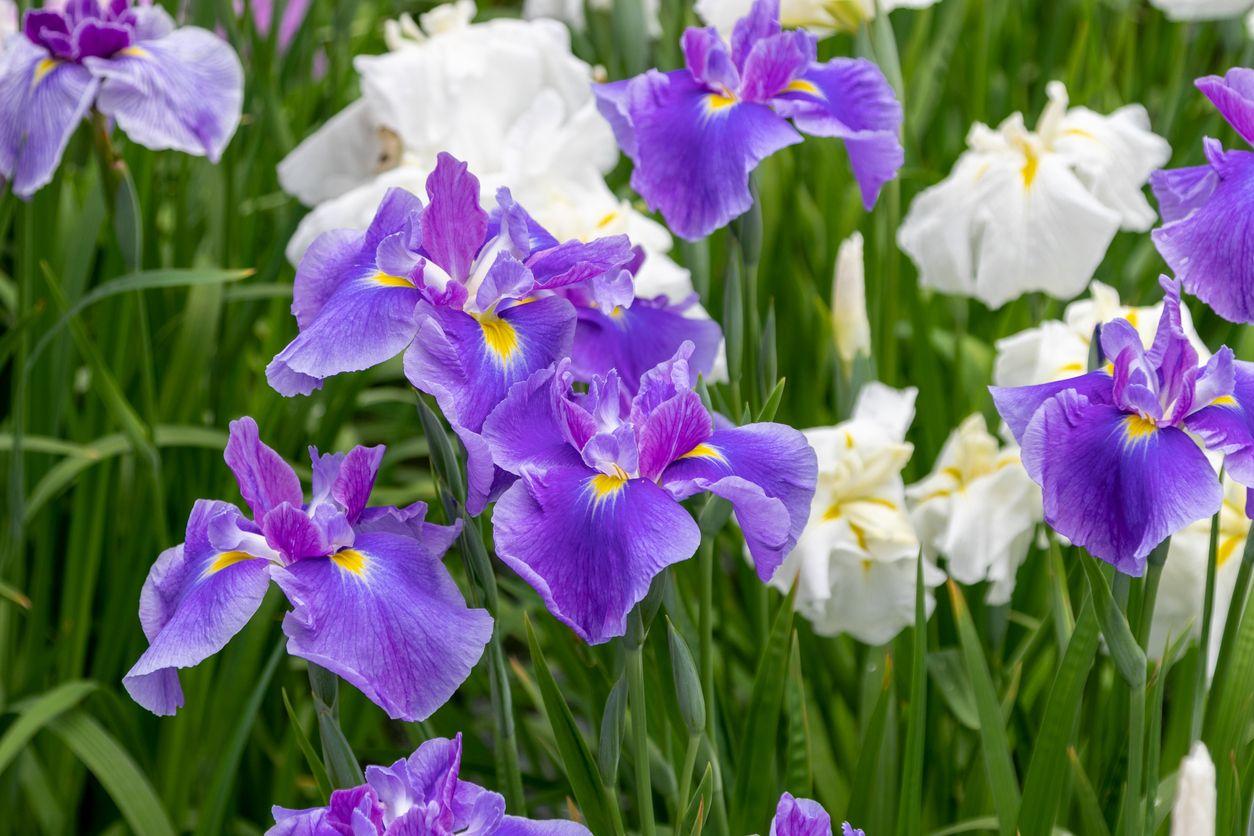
627;638;655;836
307;663;365;789
1135;540;1168;650
1126;677;1146;836
675;733;700;827
1191;505;1221;740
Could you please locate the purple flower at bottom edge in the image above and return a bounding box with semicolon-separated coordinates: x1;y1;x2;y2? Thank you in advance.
267;152;722;514
123;417;491;723
991;276;1254;576
593;0;903;240
0;0;243;197
482;341;817;644
1150;67;1254;324
770;792;862;836
269;734;590;836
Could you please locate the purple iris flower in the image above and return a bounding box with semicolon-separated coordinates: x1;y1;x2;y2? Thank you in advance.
268;152;722;513
991;277;1254;575
592;0;903;241
482;342;816;644
123;417;491;722
0;0;243;198
770;792;862;836
234;0;310;51
1150;68;1254;323
269;733;589;836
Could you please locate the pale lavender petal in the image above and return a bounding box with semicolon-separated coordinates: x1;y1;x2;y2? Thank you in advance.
87;26;243;162
421;152;487;281
1019;389;1222;574
272;532;491;722
476;252;535;311
492;464;700;644
593;79;637;159
0;38;98;198
1196;68;1254;145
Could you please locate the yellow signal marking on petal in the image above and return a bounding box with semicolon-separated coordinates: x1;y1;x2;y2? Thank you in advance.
822;496;897;522
32;58;60;87
1124;414;1158;441
372;271;414;288
680;443;724;461
782;78;819;96
1020;145;1040;188
595;210;620;229
120;46;150;58
1212;395;1238;407
1219;535;1243;567
331;549;368;576
477;314;520;363
1124;309;1140;328
589;473;628;502
1056;361;1085;374
706;92;737;112
1063;128;1095;140
205;550;253;576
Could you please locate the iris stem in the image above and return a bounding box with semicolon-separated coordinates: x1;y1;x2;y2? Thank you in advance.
306;663;365;789
1191;504;1222;740
627;635;655;836
675;732;700;827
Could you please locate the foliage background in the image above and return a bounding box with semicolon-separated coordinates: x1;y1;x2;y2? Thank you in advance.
2;0;1254;833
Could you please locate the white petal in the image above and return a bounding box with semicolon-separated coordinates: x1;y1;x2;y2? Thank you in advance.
1171;743;1216;836
277;100;381;207
851;381;917;443
1150;0;1253;20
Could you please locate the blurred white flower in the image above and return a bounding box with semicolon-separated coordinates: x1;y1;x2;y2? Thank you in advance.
1152;476;1247;674
992;280;1209;388
832;232;871;369
907;414;1041;605
1151;0;1252;21
898;82;1170;309
696;0;938;38
524;0;662;38
769;383;945;645
1171;743;1216;836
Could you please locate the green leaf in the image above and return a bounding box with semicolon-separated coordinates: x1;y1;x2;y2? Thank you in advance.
281;687;333;802
847;652;893;827
523;617;617;836
1017;598;1099;836
1080;554;1146;687
897;552;928;836
1068;747;1111;836
949;581;1020;833
0;680;98;777
729;585;796;832
927;648;979;731
47;710;176;836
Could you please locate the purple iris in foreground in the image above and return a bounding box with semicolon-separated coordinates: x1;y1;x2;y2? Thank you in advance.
770;792;862;836
593;0;903;240
124;417;491;722
1151;68;1254;323
991;277;1254;575
268;152;722;513
269;733;588;836
0;0;243;197
483;342;816;644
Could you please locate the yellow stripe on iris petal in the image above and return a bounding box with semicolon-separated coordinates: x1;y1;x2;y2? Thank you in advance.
706;92;737;113
331;549;368;576
1124;414;1157;441
372;271;414;288
1211;395;1238;407
32;58;60;87
589;473;628;503
205;550;253;576
477;313;520;364
121;46;150;59
781;78;819;96
680;443;724;462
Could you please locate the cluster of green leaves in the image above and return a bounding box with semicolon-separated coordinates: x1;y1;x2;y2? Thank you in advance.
2;0;1254;834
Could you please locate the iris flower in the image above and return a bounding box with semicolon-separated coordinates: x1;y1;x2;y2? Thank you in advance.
0;0;243;197
593;0;903;240
992;277;1254;575
268;152;722;512
270;733;588;835
482;343;816;644
770;792;863;836
124;417;491;722
1151;68;1254;323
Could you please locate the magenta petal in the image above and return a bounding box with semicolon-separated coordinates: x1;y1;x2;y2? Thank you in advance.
86;27;243;162
123;500;272;715
0;38;98;198
273;532;491;722
492;465;700;644
224;417;303;519
1020;390;1222;574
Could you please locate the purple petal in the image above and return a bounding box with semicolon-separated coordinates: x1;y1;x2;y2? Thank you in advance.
989;370;1115;441
1150;164;1219;224
1152;146;1254;324
496;817;594;835
330;445;385;523
266;807;328;836
1019;389;1222;574
86;27;243;162
23;11;71;56
729;0;780;70
72;20;131;60
526;235;635;292
355;502;462;555
739;30;814;103
770;792;831;836
593;79;637;159
660;423;817;581
681;27;739;92
482;365;585;475
773;57;903;210
0;38;98;198
620;68;801;240
421;152;487;281
492;465;700;644
273;532;492;722
571;297;723;392
1197;68;1254;145
1185;359;1254;487
635;389;714;481
476;252;535;311
124;500;272;715
224;417;302;519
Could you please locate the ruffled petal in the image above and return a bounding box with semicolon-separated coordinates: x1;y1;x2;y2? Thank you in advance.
0;38;97;197
482;365;585;475
1019;389;1222;574
1197;68;1254;145
990;370;1114;441
86;26;243;161
770;792;830;836
496;817;594;835
1185;359;1254;487
492;464;700;644
1150;163;1219;224
123;501;272;715
272;532;492;722
224;417;303;519
421;152;488;281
